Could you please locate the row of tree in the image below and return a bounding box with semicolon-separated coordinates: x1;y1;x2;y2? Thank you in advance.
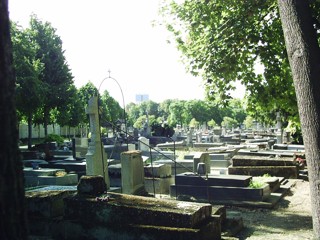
126;98;248;130
11;16;123;149
12;15;253;145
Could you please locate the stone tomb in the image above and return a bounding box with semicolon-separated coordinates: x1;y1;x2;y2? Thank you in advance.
108;153;173;194
24;167;78;187
170;173;271;202
26;175;228;240
229;155;299;179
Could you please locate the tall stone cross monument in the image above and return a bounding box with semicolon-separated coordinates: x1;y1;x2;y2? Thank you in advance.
85;96;110;189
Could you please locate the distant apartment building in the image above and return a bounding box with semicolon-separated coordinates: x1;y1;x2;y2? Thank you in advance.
135;94;149;104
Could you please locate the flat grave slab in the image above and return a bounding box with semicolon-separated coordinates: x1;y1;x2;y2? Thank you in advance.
64;192;213;229
170;184;270;201
175;172;252;187
228;166;298;179
232;155;297;166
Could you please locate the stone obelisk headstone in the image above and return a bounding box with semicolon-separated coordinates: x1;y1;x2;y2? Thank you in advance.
85;96;110;189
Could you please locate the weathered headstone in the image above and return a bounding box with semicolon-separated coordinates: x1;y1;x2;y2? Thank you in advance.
138;136;150;152
121;150;145;195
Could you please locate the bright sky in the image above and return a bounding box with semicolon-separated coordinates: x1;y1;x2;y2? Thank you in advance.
8;0;210;105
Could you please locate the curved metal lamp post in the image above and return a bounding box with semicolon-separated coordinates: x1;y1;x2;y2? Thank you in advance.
98;70;128;147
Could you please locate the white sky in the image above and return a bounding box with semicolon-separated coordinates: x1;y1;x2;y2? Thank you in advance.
8;0;210;105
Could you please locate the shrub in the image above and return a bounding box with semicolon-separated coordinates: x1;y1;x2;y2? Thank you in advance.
249;179;265;189
44;134;64;145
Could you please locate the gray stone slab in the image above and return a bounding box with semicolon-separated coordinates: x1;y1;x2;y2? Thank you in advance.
25;174;78;187
64;192;213;228
175;172;252;187
170;184;270;201
211;160;231;168
24;168;65;177
26;190;75;218
232;155;296;166
228;166;298;179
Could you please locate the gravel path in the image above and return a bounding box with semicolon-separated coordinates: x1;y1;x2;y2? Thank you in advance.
233;180;314;240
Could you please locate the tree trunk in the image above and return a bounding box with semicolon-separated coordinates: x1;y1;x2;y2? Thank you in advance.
278;0;320;238
27;113;32;150
0;0;28;238
44;107;48;137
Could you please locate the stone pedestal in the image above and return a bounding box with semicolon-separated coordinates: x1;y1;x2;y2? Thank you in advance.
121;150;145;194
85;96;110;188
138;136;150;152
193;152;211;174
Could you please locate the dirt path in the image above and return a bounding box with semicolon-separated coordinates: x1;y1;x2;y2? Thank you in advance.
232;180;314;240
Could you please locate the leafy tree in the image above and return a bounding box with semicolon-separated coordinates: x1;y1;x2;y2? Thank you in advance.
228;99;247;125
243;115;254;129
158;99;175;120
100;89;123;130
221;116;238;129
126;102;140;127
159;0;305;125
138;100;160;118
189;118;199;128
29;15;74;136
207;119;217;128
133;115;156;130
185;99;209;125
55;85;83;138
278;0;320;237
167;100;188;127
11;22;44;149
0;0;27;238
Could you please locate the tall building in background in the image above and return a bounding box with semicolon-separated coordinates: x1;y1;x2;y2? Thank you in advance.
136;94;149;104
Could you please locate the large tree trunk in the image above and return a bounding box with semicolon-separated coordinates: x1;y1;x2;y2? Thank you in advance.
278;0;320;238
0;0;28;239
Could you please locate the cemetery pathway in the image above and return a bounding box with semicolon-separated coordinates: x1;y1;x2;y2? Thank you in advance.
233;179;314;240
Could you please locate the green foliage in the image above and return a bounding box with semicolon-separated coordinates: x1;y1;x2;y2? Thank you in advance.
159;0;320;127
207;119;217;128
243;115;254;129
11;21;45;148
100;89;123;128
133;115;156;130
28;14;74;134
249;179;265;189
221;116;238;129
44;133;64;145
126;98;247;129
189;118;199;128
285;120;303;144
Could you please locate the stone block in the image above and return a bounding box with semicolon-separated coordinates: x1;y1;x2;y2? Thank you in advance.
121;151;145;194
154;159;194;174
175;172;252;187
193;152;211;174
144;163;172;178
211;159;231;168
170;184;270;201
232;155;296;167
145;177;174;194
228;166;298;179
35;174;78;186
64;192;212;229
77;175;107;195
26;190;75;218
24;167;66;177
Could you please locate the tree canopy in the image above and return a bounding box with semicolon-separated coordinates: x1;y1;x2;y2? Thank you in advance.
159;0;320;128
28;14;74;136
